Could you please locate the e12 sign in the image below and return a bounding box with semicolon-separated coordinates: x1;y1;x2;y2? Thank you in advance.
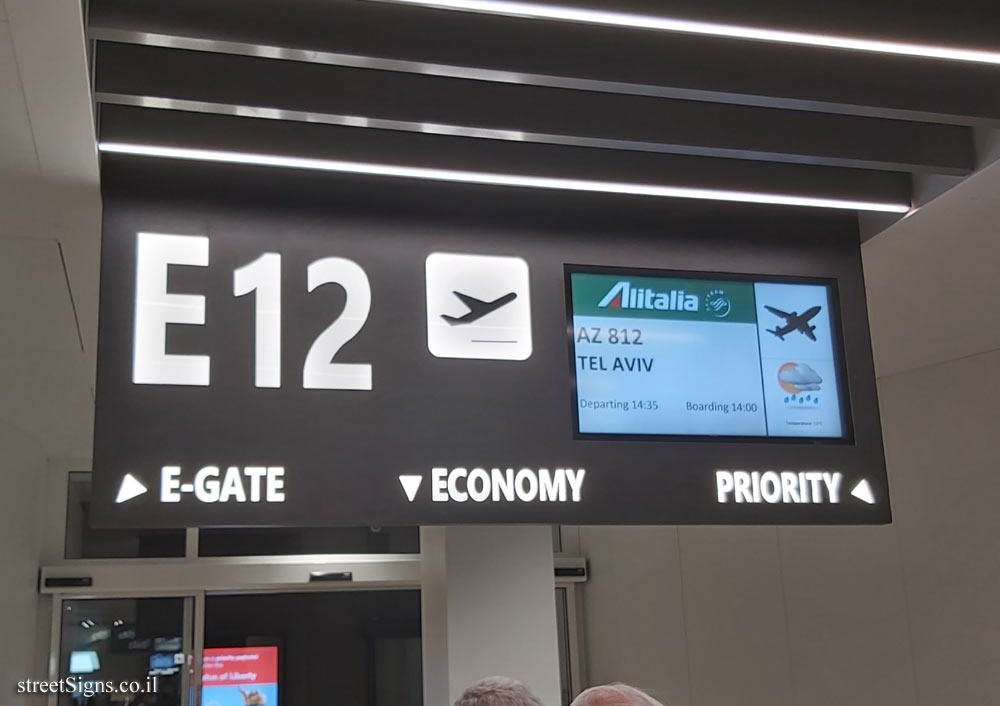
92;184;889;528
133;232;373;390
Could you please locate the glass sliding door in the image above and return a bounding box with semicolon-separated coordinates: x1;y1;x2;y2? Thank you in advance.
202;590;422;706
56;597;193;706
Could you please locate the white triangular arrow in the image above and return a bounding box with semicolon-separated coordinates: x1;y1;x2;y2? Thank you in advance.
116;473;148;504
850;479;876;505
399;475;423;502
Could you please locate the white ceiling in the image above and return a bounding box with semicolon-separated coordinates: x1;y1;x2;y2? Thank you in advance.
0;0;99;459
0;0;997;462
0;19;39;176
863;158;1000;379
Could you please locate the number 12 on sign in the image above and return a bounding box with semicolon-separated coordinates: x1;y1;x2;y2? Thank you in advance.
132;232;372;390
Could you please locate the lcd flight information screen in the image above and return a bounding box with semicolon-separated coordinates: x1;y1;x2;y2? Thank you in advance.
568;267;851;440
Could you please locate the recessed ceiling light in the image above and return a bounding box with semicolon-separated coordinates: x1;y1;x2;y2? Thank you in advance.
98;142;910;213
371;0;1000;66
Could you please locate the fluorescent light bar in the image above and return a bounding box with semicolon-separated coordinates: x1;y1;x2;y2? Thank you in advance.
374;0;1000;66
98;142;910;213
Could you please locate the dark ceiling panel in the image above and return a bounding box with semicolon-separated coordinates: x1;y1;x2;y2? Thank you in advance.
99;153;863;239
93;41;974;175
88;0;1000;126
97;104;911;207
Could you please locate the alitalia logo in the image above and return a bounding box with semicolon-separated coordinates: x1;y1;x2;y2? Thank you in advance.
597;281;700;312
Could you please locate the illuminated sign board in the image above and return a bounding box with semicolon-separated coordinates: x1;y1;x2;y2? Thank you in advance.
91;174;889;526
568;268;851;440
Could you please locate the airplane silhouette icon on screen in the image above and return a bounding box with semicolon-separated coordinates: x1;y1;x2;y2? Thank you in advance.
442;291;518;326
765;305;822;341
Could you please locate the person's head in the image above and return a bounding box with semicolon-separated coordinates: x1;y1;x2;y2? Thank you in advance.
569;684;665;706
454;676;546;706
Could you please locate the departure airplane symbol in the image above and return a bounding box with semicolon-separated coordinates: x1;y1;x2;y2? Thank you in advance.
442;291;518;326
765;305;822;341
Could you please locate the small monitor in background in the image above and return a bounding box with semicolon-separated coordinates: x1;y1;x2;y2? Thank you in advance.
148;652;181;676
68;650;101;674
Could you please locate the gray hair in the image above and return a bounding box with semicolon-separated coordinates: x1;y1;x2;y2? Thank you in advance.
570;684;665;706
454;677;546;706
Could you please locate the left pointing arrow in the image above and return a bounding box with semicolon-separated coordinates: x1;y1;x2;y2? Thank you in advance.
116;473;148;504
850;479;876;505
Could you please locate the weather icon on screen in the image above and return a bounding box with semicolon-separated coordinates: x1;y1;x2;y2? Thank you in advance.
778;362;823;393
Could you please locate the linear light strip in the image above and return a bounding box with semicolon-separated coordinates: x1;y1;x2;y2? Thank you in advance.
98;142;910;213
373;0;1000;66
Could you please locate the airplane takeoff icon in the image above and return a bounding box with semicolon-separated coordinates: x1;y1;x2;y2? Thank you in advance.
442;291;518;326
765;305;822;341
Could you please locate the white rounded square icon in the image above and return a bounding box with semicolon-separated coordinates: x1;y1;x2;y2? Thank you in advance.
425;252;533;360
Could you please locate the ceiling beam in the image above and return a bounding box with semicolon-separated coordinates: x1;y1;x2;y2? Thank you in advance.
97;104;911;209
93;41;974;175
88;0;1000;126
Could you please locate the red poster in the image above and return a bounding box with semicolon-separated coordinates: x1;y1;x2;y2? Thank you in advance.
202;647;278;706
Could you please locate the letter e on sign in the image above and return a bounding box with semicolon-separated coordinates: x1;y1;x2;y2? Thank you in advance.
133;233;210;386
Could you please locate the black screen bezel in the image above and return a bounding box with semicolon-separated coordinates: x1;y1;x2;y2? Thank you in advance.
564;263;856;445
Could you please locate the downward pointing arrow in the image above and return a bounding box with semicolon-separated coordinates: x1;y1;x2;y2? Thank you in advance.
116;473;148;504
399;475;423;502
850;479;876;505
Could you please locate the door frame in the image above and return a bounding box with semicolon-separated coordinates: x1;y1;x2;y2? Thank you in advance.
46;591;201;706
42;553;586;704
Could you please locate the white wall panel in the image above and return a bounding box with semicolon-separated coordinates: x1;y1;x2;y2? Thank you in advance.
678;526;794;706
864;158;1000;379
421;526;562;706
0;423;45;706
879;352;1000;705
777;526;917;706
577;526;691;706
0;238;80;352
0;349;93;451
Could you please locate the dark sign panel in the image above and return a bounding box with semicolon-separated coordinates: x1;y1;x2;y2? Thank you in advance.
92;164;889;527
